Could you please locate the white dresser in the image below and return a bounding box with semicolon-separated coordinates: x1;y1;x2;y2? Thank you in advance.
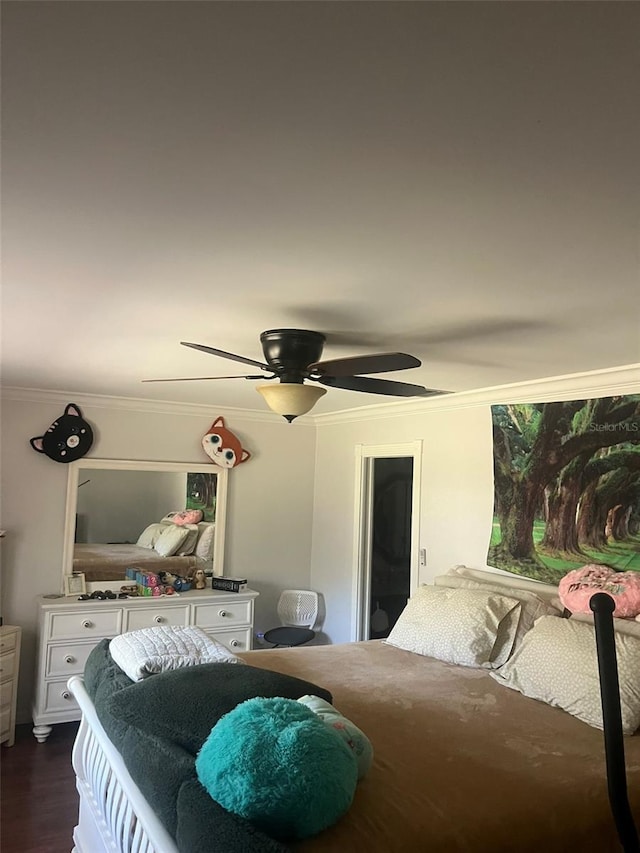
1;625;22;747
32;589;258;742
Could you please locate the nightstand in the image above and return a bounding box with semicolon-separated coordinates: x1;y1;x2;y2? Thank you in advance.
1;625;22;747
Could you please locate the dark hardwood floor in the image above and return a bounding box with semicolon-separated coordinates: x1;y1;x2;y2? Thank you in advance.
1;722;79;853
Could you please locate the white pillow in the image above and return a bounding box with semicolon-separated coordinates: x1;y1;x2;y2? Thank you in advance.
448;565;562;609
384;585;521;668
194;523;215;561
567;611;640;639
433;574;560;658
136;522;168;549
491;616;640;735
176;523;199;556
153;524;191;558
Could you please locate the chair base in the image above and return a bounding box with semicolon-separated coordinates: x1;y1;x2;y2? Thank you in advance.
263;627;315;648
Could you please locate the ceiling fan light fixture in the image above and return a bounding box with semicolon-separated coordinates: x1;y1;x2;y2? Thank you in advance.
256;383;327;422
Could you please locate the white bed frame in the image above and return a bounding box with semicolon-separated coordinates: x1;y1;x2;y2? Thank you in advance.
68;676;179;853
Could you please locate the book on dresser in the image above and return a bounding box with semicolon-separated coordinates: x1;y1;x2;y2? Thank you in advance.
211;577;248;593
32;588;258;743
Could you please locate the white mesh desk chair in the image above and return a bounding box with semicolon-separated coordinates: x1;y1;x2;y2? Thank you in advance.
263;590;319;648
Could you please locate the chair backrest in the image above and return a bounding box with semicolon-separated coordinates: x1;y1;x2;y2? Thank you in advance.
277;590;319;629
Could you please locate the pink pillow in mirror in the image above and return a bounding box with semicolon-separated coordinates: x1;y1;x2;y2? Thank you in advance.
172;509;204;526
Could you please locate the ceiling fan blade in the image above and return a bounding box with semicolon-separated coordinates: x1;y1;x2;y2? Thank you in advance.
317;375;445;398
142;374;268;383
181;341;270;371
309;352;420;377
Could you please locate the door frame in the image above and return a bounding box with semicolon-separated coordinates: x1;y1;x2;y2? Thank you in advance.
351;441;422;641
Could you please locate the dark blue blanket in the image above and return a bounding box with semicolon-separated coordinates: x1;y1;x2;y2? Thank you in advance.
84;639;333;853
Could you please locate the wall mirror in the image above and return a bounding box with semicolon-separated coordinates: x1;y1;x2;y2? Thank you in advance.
61;459;228;591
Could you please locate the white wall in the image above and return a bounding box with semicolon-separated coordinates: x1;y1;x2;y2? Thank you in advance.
2;365;638;721
0;392;317;721
310;366;640;644
76;469;189;542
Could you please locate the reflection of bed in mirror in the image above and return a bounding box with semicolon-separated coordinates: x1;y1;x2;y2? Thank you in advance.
73;529;214;583
62;460;228;589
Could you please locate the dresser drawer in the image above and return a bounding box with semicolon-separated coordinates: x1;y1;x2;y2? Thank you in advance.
46;642;97;678
194;600;252;630
0;632;17;654
207;628;252;653
0;650;17;682
43;680;80;714
124;605;189;631
49;609;121;640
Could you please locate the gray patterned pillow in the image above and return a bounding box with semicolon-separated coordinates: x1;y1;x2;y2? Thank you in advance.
384;585;521;668
433;574;560;660
490;615;640;735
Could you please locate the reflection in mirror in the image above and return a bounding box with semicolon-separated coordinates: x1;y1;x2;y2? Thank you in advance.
62;460;228;590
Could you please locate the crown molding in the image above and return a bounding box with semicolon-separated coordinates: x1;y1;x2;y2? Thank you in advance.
0;386;314;426
312;363;640;425
2;362;639;428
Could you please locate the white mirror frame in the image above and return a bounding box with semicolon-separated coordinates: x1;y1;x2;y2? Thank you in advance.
61;458;229;591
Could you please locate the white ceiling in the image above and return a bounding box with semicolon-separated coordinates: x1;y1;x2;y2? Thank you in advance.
2;1;639;415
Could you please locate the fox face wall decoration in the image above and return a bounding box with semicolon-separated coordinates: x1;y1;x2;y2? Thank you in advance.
201;417;251;469
30;403;94;463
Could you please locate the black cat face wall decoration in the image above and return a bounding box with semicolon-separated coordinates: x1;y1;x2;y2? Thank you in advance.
30;403;94;463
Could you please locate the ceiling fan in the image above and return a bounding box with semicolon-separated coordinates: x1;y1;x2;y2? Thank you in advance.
144;329;446;421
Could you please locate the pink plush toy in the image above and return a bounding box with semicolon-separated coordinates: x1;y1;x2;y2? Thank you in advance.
559;565;640;618
172;509;204;526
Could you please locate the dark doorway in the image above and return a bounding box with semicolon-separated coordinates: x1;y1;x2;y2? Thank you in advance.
368;457;413;639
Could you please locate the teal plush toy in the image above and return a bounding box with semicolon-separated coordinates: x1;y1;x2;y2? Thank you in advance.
195;696;358;841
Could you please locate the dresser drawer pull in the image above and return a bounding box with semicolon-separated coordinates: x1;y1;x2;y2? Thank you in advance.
81;620;93;629
154;615;165;624
218;610;229;618
64;655;76;664
61;691;71;701
230;639;240;648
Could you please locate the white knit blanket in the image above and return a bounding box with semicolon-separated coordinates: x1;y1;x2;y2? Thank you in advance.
109;625;245;682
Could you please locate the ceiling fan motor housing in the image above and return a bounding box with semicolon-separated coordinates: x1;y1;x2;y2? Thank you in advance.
259;329;326;383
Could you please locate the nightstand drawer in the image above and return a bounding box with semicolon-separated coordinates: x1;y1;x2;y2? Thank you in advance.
0;632;17;654
49;609;121;640
0;678;14;708
46;643;96;678
43;680;80;714
0;650;17;682
0;706;11;740
124;605;189;631
207;628;252;653
194;600;252;629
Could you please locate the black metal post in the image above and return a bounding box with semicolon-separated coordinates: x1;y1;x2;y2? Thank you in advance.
590;592;640;853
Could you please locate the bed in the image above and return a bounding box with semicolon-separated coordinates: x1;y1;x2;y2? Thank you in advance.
73;543;205;582
68;592;640;853
73;519;216;583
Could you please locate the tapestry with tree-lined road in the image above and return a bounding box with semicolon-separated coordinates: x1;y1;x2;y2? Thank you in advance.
488;395;640;583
